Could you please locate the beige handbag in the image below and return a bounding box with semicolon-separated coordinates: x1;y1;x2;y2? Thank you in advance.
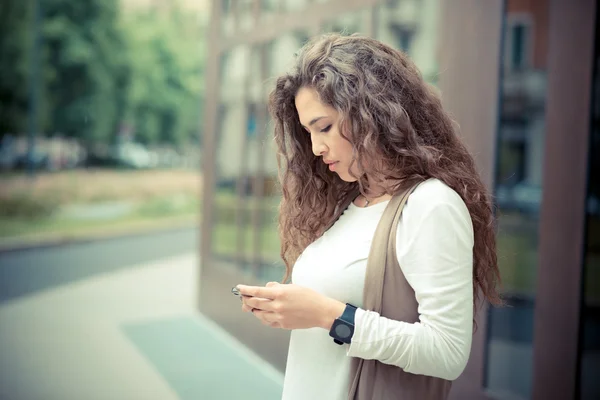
348;182;452;400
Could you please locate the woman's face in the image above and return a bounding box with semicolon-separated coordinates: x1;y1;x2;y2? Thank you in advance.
295;87;357;182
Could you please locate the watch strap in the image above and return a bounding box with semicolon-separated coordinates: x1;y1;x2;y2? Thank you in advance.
329;303;358;345
340;303;357;325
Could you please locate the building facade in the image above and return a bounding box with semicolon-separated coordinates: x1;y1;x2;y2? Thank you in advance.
200;1;598;399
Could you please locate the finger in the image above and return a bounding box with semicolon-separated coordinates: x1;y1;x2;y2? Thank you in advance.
241;304;253;313
239;294;252;305
236;285;278;299
266;281;279;287
253;310;279;325
245;296;276;312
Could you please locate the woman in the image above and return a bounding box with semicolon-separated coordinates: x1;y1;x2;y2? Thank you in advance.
236;33;501;399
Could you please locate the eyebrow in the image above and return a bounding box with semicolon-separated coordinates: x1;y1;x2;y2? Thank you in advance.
302;116;327;129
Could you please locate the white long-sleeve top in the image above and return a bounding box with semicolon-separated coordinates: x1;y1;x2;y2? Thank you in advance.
281;179;474;400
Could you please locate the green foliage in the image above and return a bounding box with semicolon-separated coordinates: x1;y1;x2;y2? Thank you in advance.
0;189;61;219
41;0;129;145
121;5;205;148
0;0;206;149
0;1;32;136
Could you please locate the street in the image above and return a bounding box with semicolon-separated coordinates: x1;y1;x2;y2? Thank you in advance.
0;227;199;303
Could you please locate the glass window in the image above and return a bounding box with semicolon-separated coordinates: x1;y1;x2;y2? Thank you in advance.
580;9;600;399
504;14;533;72
511;25;526;68
375;0;440;84
222;0;232;14
219;45;250;101
261;0;279;12
212;41;286;281
238;0;255;32
267;31;307;78
484;2;549;399
281;0;308;13
390;24;415;53
321;9;369;36
259;0;281;25
213;44;251;271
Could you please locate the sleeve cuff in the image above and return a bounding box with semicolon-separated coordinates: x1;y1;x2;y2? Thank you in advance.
347;307;370;357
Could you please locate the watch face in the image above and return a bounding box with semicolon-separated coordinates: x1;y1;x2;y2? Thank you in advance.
335;323;352;339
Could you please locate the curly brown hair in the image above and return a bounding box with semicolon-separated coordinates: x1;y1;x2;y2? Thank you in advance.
268;33;501;311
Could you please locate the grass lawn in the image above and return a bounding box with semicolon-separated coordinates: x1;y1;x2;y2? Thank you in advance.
0;170;282;262
0;197;199;240
213;221;280;263
0;169;201;247
211;192;281;263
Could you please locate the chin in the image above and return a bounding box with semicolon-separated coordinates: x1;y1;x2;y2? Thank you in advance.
337;172;358;183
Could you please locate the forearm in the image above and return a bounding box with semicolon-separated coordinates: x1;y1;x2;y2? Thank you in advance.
318;298;346;330
347;307;472;381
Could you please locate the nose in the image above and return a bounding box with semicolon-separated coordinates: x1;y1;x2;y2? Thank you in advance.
311;136;327;157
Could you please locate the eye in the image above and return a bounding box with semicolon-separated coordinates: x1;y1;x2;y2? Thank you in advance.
320;125;332;133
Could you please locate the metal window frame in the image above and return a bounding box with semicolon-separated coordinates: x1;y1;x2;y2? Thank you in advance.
435;1;504;398
532;1;596;399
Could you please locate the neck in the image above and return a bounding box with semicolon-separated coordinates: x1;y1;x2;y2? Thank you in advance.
358;192;391;208
357;178;391;207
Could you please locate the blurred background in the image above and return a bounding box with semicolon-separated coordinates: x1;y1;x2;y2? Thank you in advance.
0;0;598;399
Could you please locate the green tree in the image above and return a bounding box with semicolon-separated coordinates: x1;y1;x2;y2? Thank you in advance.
42;0;129;147
121;4;205;149
1;0;206;152
0;1;32;137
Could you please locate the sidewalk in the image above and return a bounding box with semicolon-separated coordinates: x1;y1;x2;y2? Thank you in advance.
0;252;283;400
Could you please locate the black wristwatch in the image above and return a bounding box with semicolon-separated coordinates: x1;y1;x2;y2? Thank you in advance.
329;303;357;345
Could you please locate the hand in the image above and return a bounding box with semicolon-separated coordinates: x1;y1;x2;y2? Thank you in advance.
237;282;346;331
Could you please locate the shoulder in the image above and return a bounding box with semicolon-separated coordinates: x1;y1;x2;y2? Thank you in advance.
408;179;465;209
402;179;472;231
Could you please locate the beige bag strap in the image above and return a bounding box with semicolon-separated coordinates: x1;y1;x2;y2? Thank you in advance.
348;181;421;399
362;182;420;312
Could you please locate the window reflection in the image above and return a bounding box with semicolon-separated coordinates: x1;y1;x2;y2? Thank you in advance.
212;36;306;280
210;1;442;282
580;9;600;398
485;1;549;399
